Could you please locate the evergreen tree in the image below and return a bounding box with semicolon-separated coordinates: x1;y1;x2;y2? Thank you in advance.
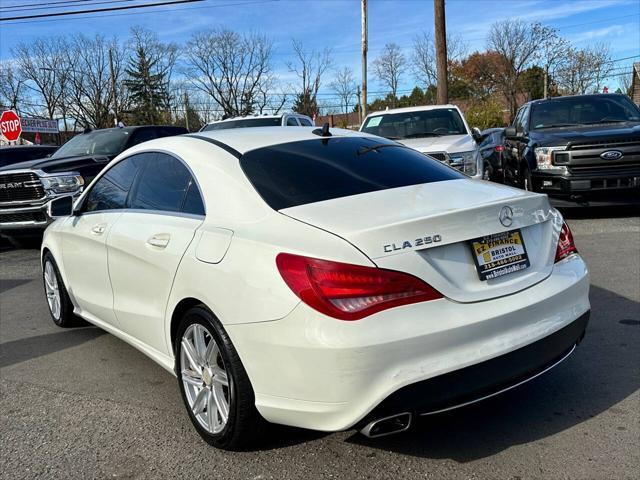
292;91;318;118
124;44;170;125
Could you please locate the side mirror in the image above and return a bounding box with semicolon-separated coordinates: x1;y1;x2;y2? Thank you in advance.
504;126;517;139
48;195;75;219
471;127;483;143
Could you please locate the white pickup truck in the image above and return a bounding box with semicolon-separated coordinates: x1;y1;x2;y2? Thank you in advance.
360;105;484;179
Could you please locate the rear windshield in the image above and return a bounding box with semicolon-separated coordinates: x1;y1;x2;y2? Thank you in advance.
202;118;281;131
240;137;465;210
530;95;640;129
361;108;468;139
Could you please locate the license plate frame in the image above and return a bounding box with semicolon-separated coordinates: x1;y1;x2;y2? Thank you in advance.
469;229;530;281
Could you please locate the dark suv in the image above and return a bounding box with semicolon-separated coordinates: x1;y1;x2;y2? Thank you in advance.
504;94;640;204
0;125;186;240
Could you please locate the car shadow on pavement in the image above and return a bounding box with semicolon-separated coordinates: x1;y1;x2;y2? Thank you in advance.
0;328;106;369
342;285;639;461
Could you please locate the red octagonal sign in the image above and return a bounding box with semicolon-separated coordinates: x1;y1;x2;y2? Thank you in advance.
0;110;22;142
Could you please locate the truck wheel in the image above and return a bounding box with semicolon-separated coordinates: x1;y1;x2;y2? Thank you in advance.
520;165;534;191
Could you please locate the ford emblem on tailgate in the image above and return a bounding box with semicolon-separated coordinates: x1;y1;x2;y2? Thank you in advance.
600;150;623;160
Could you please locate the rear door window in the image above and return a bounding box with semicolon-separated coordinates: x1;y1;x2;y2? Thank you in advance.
240;137;464;210
129;153;198;214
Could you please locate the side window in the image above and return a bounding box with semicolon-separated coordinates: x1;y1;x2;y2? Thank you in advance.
513;109;524;130
286;117;299;126
182;180;205;216
299;118;313;126
128;129;158;147
130;153;194;213
84;154;146;212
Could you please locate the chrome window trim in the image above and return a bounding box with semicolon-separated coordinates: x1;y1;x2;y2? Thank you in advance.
77;207;204;221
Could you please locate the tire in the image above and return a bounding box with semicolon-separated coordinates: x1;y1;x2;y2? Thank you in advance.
482;163;493;181
175;305;265;450
42;252;84;327
520;164;534;191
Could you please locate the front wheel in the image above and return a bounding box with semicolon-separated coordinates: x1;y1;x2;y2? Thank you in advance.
176;306;265;450
520;164;534;191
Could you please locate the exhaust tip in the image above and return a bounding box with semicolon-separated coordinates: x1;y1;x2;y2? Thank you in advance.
360;412;412;438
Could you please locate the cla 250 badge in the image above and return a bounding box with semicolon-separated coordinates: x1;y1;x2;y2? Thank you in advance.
384;235;442;253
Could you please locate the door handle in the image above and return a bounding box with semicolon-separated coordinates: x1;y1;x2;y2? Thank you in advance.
91;223;107;235
147;233;170;249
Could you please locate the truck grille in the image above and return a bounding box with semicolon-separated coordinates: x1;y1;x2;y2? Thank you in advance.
567;137;640;151
0;211;47;224
0;172;45;203
426;152;448;162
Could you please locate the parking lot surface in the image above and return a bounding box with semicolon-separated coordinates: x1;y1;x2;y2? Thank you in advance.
1;209;639;480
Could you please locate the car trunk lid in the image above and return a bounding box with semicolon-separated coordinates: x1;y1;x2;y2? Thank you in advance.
280;179;560;303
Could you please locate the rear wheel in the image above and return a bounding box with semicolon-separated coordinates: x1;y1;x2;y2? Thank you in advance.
42;252;83;327
176;305;264;450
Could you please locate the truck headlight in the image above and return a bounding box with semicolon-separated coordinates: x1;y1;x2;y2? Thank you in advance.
41;175;84;194
534;147;568;171
449;150;478;176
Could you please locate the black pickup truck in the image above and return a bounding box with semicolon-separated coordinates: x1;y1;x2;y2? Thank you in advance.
503;94;640;205
0;125;186;242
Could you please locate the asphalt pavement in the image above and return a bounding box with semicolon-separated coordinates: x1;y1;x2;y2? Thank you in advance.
1;208;639;479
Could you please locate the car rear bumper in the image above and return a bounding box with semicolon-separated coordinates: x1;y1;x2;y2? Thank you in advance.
227;254;590;432
358;310;588;427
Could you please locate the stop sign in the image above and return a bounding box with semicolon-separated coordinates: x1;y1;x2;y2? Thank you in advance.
0;110;22;142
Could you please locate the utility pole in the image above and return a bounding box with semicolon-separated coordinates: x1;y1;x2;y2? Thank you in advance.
183;91;190;132
434;0;448;104
108;48;119;126
361;0;368;120
356;85;362;125
543;66;549;99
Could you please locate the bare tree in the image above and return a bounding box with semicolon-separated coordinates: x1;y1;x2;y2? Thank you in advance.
532;23;570;98
185;29;273;118
13;37;71;126
63;35;126;128
287;39;332;117
619;69;634;96
0;61;26;112
330;67;357;114
411;31;467;90
556;44;613;95
373;43;407;105
488;19;546;119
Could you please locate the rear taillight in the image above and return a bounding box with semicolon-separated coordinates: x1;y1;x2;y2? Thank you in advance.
276;253;443;321
494;145;504;152
555;222;578;263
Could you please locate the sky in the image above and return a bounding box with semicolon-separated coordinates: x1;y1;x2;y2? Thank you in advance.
1;0;639;105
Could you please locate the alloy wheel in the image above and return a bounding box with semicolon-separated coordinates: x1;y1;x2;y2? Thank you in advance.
44;261;61;320
180;323;230;434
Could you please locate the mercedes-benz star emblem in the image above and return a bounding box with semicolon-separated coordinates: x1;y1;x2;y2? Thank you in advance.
499;206;514;227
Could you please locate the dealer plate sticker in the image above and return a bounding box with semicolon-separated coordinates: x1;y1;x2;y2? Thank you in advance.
470;229;530;280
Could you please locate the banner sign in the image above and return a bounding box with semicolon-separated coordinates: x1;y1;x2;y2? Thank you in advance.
21;117;59;134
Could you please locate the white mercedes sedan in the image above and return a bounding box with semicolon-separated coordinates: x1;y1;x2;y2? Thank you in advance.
41;127;590;449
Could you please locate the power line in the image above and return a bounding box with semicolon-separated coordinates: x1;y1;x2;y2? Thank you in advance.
0;0;273;24
1;0;137;14
0;0;203;21
0;0;93;9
